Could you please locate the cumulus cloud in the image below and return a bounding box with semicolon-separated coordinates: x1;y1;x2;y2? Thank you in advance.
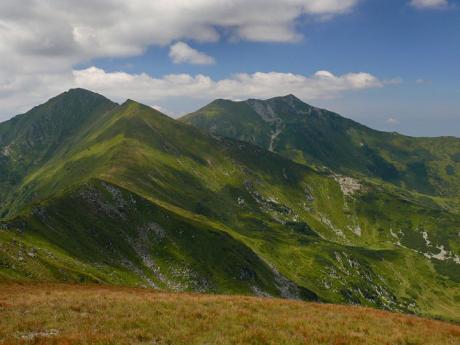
0;0;363;119
0;0;359;68
72;67;383;104
169;42;215;65
0;67;388;119
410;0;449;9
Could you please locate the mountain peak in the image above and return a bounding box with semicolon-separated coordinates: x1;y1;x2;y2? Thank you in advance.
21;89;117;120
55;88;111;101
279;94;302;102
269;94;312;109
120;99;138;106
116;98;173;124
242;94;312;122
0;88;117;152
66;87;99;95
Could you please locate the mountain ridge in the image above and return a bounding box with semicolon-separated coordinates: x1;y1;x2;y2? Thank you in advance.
0;89;117;217
181;95;460;197
0;89;459;321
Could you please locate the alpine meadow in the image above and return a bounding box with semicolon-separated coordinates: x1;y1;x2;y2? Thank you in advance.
0;1;460;344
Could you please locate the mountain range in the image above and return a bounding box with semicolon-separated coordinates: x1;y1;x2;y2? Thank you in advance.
183;95;460;198
0;89;459;321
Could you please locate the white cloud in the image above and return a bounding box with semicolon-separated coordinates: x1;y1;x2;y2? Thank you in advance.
0;0;359;69
169;42;215;65
410;0;449;9
0;67;389;119
0;0;362;119
72;67;383;104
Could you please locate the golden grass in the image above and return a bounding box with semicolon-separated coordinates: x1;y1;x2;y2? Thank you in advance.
0;283;459;345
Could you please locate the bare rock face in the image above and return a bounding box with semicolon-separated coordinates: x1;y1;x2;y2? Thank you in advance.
334;175;363;197
246;99;278;122
1;144;12;157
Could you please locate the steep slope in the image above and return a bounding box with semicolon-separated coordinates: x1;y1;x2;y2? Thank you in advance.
0;180;286;296
0;89;117;217
181;95;460;197
0;91;459;321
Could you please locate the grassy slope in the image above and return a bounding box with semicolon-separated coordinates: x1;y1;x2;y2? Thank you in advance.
181;95;460;198
0;179;290;296
0;96;459;320
1;283;459;345
0;89;117;217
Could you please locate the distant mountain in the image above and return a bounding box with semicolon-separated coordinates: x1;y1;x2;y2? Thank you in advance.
182;95;460;197
0;90;459;321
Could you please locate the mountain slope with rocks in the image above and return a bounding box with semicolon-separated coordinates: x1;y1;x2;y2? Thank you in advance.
0;90;459;321
182;94;460;198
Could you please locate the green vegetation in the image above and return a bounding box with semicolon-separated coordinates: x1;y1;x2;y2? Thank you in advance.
182;94;460;198
0;89;459;323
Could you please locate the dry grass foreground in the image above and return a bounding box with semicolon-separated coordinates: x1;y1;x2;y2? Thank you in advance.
0;283;459;345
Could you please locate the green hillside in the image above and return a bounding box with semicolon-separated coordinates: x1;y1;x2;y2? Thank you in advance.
0;90;459;321
0;89;117;218
182;95;460;198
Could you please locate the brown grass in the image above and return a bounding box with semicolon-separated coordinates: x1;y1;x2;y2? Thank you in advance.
0;283;459;345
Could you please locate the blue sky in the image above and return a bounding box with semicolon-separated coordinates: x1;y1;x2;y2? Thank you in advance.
0;0;459;136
